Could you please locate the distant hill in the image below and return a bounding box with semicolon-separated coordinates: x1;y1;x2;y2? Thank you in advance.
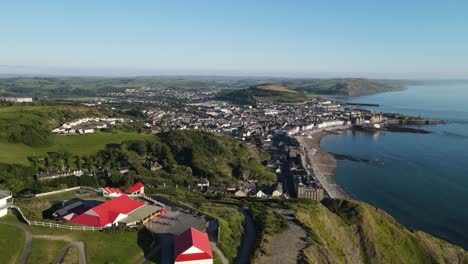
0;77;403;99
280;78;403;96
290;199;468;263
218;83;308;104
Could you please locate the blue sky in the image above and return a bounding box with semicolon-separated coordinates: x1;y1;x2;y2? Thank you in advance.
1;0;467;78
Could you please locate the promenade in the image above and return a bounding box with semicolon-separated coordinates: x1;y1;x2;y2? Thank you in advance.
295;129;348;199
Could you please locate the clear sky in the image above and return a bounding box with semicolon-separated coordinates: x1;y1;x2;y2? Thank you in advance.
1;0;467;78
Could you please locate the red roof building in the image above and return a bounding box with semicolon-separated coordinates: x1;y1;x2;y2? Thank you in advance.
69;194;145;227
174;227;213;264
127;182;145;195
101;186;125;197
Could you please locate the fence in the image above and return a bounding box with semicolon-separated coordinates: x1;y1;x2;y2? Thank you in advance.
11;187;164;231
133;195;166;208
29;220;103;231
35;187;80;197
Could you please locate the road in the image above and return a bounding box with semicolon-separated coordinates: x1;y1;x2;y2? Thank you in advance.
234;208;256;264
0;221;32;264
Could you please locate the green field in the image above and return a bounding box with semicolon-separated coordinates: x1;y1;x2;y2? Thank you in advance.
0;132;154;165
0;222;26;264
29;238;68;264
31;226;152;263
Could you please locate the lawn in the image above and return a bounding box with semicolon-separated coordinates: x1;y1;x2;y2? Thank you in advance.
31;226;152;264
0;222;26;264
61;246;80;264
3;213;155;264
29;238;68;264
0;132;155;165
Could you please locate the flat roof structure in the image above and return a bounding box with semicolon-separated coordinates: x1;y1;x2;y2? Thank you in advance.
119;204;162;225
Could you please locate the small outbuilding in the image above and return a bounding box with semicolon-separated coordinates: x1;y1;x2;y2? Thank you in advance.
127;182;145;195
174;227;213;264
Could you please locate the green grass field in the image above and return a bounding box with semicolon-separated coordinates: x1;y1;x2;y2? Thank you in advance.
31;226;151;264
0;222;26;264
3;214;153;264
0;132;155;165
61;246;80;264
29;238;68;264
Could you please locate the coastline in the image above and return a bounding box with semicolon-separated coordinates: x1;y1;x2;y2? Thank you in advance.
295;128;349;199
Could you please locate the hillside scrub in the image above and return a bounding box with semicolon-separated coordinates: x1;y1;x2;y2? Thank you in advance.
289;199;468;264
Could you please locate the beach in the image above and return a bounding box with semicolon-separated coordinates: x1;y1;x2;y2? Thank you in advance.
295;129;348;199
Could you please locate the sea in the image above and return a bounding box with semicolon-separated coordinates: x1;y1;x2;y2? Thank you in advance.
321;81;468;250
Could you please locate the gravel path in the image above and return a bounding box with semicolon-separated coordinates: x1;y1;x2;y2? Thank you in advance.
257;209;307;264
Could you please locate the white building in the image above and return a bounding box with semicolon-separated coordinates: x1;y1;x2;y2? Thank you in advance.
0;190;13;218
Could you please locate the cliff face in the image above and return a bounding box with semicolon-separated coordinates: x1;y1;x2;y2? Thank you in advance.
290;199;468;264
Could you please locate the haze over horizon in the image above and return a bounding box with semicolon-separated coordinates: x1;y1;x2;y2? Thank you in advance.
1;0;467;79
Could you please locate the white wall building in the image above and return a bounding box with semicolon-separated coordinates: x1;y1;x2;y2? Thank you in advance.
0;190;13;218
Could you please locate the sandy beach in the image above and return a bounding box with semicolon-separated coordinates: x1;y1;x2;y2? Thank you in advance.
295;129;349;199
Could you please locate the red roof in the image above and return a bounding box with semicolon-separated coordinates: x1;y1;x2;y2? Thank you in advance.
69;194;144;227
174;228;212;262
127;182;144;193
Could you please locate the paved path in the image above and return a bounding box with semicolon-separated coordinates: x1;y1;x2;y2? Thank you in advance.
136;245;161;264
159;233;174;264
53;241;86;264
0;221;32;264
234;208;256;264
211;242;229;264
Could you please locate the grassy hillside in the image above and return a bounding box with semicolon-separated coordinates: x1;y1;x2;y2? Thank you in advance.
0;104;108;146
0;104;150;165
0;132;154;165
218;83;309;104
289;199;468;264
160;130;276;185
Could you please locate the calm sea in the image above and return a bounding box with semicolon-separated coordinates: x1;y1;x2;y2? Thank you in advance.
321;81;468;249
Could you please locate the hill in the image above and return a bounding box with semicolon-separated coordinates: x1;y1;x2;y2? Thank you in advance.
0;77;403;100
0;104;108;147
218;83;308;104
290;199;468;264
0;103;150;165
159;130;276;185
281;78;403;97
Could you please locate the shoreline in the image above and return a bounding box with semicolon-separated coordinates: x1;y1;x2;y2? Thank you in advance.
295;128;349;199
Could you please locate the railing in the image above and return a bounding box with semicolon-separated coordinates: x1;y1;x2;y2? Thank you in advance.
29;220;103;231
34;186;98;198
136;195;166;208
9;186;162;231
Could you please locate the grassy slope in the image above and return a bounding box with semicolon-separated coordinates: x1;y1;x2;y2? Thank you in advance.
0;104;153;165
29;226;150;264
0;223;25;264
29;238;68;264
289;199;468;264
61;246;80;264
161;130;276;185
0;132;154;165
